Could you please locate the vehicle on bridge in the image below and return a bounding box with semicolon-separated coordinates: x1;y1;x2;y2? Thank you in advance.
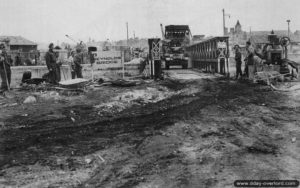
186;36;229;75
160;24;191;69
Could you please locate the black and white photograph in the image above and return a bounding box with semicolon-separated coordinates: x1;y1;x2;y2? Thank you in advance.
0;0;300;187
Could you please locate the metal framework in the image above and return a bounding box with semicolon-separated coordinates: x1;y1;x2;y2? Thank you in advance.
186;36;229;74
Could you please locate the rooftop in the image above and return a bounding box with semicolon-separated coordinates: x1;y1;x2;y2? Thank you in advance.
0;36;37;46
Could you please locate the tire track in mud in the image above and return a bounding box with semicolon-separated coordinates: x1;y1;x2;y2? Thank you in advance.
1;81;293;187
0;90;216;170
0;91;217;187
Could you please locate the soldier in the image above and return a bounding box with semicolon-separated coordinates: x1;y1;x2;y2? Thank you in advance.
244;41;254;77
15;53;22;66
45;43;58;84
54;50;62;83
68;51;76;79
0;43;12;91
73;48;83;78
234;45;243;79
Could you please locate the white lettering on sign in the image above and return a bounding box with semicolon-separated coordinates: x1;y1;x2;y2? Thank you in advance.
92;51;122;69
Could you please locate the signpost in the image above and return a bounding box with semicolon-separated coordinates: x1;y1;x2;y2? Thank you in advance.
148;38;161;79
91;50;122;69
217;41;228;75
152;42;160;60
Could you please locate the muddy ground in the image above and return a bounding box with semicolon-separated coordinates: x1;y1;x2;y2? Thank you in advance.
0;71;299;188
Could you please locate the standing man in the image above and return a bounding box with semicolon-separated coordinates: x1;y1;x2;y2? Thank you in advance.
73;48;83;78
15;53;22;66
54;50;62;83
0;43;12;91
45;43;58;84
244;41;255;77
68;51;76;79
234;45;243;79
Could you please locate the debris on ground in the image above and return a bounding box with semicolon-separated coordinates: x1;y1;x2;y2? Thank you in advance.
254;71;283;85
270;82;300;92
38;91;61;101
23;96;37;104
1;70;300;187
111;79;138;87
2;91;15;99
59;78;89;89
22;78;47;85
94;86;174;115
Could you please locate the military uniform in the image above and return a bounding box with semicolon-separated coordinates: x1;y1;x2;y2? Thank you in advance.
45;48;59;84
68;54;76;79
246;45;255;65
73;52;83;78
15;55;22;66
0;48;11;91
235;50;242;79
244;43;255;77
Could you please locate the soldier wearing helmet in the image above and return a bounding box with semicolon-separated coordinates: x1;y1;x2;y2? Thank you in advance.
73;48;83;78
0;43;12;91
45;43;59;84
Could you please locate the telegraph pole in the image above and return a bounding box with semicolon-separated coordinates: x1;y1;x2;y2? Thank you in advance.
126;22;129;46
222;9;225;36
287;20;291;38
222;9;230;36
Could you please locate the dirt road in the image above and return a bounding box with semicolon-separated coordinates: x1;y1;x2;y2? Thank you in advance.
0;72;299;188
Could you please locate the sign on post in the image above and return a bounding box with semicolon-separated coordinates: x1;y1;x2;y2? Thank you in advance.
217;41;227;59
152;42;160;60
148;38;161;79
217;41;227;49
92;50;122;69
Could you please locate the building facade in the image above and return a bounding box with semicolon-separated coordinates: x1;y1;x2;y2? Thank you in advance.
0;36;38;65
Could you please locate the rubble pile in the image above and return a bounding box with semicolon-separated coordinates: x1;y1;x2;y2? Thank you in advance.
94;87;174;115
253;71;283;85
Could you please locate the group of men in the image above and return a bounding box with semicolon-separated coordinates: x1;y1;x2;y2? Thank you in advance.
45;43;84;84
234;41;257;79
0;42;89;91
67;48;84;79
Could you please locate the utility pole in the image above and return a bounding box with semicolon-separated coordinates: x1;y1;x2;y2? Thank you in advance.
126;22;129;46
287;20;291;38
222;9;225;36
222;9;230;36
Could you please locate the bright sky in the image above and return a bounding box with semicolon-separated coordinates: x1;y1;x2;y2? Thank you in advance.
0;0;299;44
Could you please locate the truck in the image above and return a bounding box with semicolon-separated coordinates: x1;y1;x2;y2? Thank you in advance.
160;24;191;69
